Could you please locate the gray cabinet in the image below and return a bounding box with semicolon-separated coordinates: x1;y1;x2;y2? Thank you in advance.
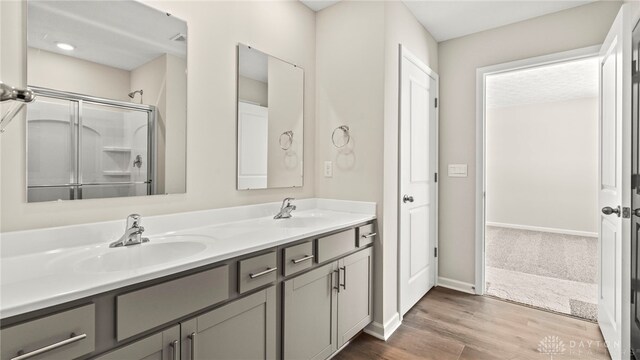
2;221;375;360
1;304;95;360
283;241;314;276
116;265;229;341
283;247;373;360
283;262;338;360
94;325;180;360
337;247;373;347
181;286;276;360
238;252;277;294
316;229;356;263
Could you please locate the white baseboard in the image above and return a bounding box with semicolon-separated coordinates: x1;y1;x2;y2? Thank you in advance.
437;276;476;294
363;313;401;341
486;222;597;238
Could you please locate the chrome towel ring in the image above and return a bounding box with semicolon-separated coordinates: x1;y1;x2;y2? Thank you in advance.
279;130;294;150
332;125;350;148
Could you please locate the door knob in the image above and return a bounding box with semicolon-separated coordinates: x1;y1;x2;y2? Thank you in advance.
602;206;621;217
634;208;640;217
403;195;414;203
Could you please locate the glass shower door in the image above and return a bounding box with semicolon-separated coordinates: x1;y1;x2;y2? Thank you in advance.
80;102;151;200
27;96;78;202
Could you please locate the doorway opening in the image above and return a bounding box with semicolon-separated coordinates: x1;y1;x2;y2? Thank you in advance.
478;50;600;321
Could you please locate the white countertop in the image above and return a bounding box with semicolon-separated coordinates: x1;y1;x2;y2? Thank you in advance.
0;199;376;319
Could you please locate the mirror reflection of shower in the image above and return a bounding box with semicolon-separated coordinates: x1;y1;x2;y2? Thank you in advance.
128;89;143;103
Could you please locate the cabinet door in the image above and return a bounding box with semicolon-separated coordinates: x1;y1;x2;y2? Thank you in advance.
337;247;373;347
283;262;338;360
181;286;276;360
94;325;179;360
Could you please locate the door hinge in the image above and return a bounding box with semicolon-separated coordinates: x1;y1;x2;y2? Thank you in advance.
623;207;631;219
435;98;438;108
434;172;438;183
434;247;438;257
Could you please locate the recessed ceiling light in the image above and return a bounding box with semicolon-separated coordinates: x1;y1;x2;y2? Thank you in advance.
56;42;75;51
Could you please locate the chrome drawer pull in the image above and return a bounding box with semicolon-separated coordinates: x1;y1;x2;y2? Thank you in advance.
249;267;277;279
170;340;178;360
188;332;197;360
361;232;377;239
12;333;87;360
292;255;314;264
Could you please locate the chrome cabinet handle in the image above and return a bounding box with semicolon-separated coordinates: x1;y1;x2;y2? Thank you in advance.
403;195;414;203
12;333;87;360
170;340;178;360
333;269;340;293
602;206;621;217
292;255;314;264
340;266;346;290
361;232;377;239
249;267;277;279
188;332;196;360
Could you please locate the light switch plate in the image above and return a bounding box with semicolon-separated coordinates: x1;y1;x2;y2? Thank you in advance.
324;161;333;178
448;164;467;177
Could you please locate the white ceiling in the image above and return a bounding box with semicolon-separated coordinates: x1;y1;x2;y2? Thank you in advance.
28;0;187;71
486;57;599;109
300;0;341;11
403;0;596;42
300;0;597;42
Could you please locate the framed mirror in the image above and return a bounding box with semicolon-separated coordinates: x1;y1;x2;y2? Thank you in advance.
26;0;187;202
237;44;304;190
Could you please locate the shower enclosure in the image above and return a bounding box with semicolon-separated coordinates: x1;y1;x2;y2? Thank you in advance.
27;87;156;202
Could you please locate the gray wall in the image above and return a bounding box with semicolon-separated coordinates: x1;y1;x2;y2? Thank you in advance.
486;97;598;235
437;1;621;286
315;0;439;332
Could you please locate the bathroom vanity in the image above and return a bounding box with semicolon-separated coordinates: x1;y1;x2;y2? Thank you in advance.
0;199;376;360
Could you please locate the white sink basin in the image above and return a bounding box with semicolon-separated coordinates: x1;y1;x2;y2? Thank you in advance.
76;236;210;273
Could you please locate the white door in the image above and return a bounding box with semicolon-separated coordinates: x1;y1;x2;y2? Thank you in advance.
399;46;438;316
237;101;268;189
598;6;632;360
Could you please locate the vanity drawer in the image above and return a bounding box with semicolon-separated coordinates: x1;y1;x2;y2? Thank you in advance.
1;304;95;360
283;241;314;276
238;251;277;294
357;223;376;247
116;265;229;341
316;229;356;263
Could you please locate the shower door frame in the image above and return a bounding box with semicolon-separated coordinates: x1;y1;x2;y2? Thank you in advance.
27;86;157;201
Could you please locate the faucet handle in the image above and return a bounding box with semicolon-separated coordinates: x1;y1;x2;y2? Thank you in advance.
280;197;295;208
126;214;142;229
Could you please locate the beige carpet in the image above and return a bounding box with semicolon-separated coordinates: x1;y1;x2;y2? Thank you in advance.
485;226;598;321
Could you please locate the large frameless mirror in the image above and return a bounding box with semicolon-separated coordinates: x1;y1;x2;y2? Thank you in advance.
237;44;304;190
26;0;187;202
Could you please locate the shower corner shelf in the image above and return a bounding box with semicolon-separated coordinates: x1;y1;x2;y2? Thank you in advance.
103;146;132;152
103;170;132;176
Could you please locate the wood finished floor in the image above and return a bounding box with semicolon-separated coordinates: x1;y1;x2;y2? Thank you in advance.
334;287;610;360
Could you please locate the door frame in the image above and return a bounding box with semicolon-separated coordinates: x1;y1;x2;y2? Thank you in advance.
474;45;601;295
397;44;439;318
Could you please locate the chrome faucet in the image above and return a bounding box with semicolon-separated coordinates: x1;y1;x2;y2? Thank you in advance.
110;214;150;248
274;198;297;219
